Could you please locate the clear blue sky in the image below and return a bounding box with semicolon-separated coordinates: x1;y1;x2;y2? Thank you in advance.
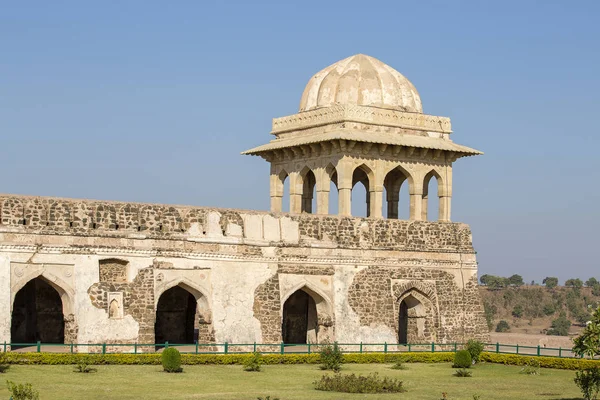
2;1;598;283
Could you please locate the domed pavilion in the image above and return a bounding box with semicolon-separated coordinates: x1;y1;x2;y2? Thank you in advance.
244;54;481;221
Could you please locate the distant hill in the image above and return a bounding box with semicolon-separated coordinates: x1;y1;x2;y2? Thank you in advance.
479;285;599;336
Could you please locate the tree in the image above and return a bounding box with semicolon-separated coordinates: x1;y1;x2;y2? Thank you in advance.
573;307;600;400
547;312;571;336
508;274;524;287
566;278;584;289
543;277;559;289
586;278;599;288
480;274;492;286
573;307;600;358
495;320;510;332
512;305;524;318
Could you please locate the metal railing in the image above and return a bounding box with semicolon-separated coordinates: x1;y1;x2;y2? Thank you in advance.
1;341;578;358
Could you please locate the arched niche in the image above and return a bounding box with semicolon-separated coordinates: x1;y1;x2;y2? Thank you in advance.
280;284;333;344
397;288;437;344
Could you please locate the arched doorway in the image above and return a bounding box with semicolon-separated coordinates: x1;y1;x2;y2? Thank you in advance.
11;277;65;347
383;166;411;219
282;289;318;344
155;286;197;345
351;164;373;217
398;294;425;344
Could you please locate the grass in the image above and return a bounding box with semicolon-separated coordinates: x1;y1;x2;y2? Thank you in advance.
0;362;584;399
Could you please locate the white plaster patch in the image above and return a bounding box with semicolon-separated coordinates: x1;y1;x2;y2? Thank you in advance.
262;215;281;242
280;217;299;243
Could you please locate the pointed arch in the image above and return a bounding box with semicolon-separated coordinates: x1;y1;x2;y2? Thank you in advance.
325;163;339;215
383;165;414;220
281;282;334;344
351;163;375;217
298;166;317;214
154;277;213;345
422;169;444;221
393;282;439;344
11;270;75;316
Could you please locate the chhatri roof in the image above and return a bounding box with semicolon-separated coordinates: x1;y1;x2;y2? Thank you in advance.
243;54;482;159
299;54;422;113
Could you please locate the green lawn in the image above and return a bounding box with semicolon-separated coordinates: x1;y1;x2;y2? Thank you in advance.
0;363;584;400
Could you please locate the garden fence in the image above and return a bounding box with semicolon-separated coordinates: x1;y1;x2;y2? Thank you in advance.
1;341;578;359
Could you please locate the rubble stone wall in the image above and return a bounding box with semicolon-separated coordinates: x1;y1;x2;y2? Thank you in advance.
0;194;489;349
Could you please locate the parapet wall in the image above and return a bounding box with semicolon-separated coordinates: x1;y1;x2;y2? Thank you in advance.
0;195;474;253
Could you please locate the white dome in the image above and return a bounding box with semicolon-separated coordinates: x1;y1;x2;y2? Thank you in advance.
299;54;423;113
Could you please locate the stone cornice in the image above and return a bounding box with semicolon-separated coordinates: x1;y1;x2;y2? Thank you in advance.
271;105;452;135
0;244;475;269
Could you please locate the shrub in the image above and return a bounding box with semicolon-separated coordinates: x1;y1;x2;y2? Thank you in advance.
575;367;600;400
257;397;279;400
390;360;407;370
452;350;472;368
243;352;262;372
547;313;571;336
495;320;510;332
453;368;472;377
319;342;343;372
0;352;9;373
313;372;405;393
512;305;524;318
519;358;541;375
161;348;182;373
6;381;39;400
465;339;484;363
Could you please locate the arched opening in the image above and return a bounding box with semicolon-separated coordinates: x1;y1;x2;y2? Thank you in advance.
109;299;119;319
282;289;318;344
300;169;317;214
11;278;65;347
423;171;441;221
155;286;197;345
327;164;339;215
351;165;372;217
398;294;425;344
383;166;411;219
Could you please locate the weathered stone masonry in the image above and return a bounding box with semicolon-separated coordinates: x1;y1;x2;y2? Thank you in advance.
0;194;488;347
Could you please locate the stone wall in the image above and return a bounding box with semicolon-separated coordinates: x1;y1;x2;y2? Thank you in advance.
0;194;488;348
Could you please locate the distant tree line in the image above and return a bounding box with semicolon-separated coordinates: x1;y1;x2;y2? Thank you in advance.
480;274;599;293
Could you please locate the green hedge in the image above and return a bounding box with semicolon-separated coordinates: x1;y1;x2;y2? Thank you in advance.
480;352;600;370
2;352;452;366
4;351;597;370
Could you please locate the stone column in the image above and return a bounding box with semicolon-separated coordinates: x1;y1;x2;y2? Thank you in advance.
439;196;451;222
336;160;353;216
369;190;383;218
289;172;302;214
269;171;284;213
409;184;423;221
421;195;429;221
316;190;329;214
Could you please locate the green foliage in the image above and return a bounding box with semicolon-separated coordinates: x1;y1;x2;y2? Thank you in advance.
465;339;484;363
496;320;510;332
257;397;279;400
566;278;584;289
573;307;600;359
593;285;600;297
508;274;524;287
575;367;600;400
6;381;39;400
452;350;472;368
547;312;571;336
480;352;600;370
512;304;524;318
543;277;559;289
587;278;599;288
243;352;262;372
161;348;183;373
313;372;405;393
543;303;556;316
483;301;496;331
520;358;541;375
391;360;408;370
319;342;343;372
0;352;9;373
73;362;97;373
453;368;472;377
